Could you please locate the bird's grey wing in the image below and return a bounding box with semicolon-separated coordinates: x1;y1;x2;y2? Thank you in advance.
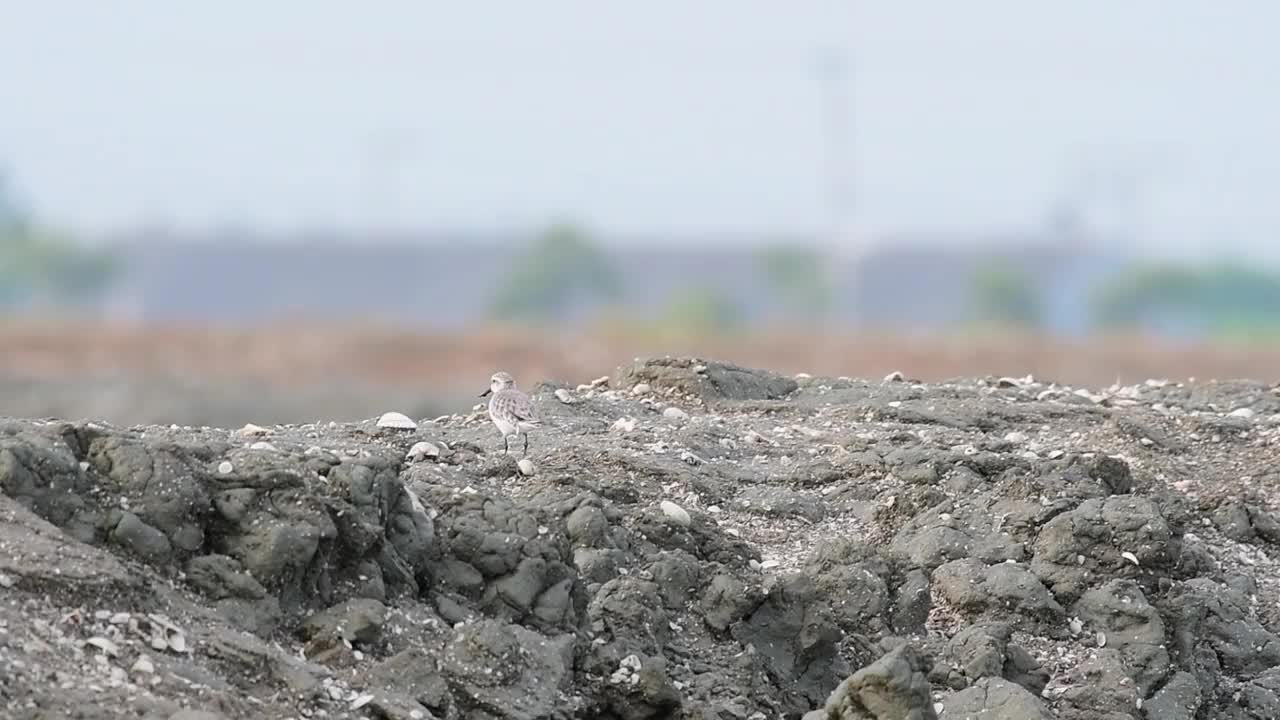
511;392;539;422
499;390;538;422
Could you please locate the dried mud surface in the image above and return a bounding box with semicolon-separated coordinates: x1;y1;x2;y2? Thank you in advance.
3;357;1280;719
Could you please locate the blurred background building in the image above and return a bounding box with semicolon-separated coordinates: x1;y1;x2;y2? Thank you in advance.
2;1;1279;425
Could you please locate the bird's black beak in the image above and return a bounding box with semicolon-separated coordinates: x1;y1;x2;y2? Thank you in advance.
479;388;491;397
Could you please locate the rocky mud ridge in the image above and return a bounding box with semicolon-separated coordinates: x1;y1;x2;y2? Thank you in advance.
3;358;1280;719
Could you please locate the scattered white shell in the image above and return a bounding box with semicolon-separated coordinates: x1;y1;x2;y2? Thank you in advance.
1121;551;1140;566
794;372;812;380
238;423;270;437
350;693;374;710
760;560;780;570
554;388;574;404
1229;408;1256;419
78;461;91;472
631;383;652;396
662;406;689;421
591;375;611;387
131;655;155;674
249;441;278;452
0;573;14;588
217;461;234;475
406;441;441;461
1047;449;1065;460
611;417;637;433
1004;431;1028;443
660;500;691;527
1068;617;1083;635
883;371;905;383
693;364;708;374
517;458;537;476
85;637;120;657
1097;631;1107;647
377;412;418;430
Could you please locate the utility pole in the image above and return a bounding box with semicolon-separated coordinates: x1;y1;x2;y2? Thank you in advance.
814;46;855;364
817;48;853;249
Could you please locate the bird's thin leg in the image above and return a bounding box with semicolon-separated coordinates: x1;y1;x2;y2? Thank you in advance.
522;433;529;457
503;435;509;455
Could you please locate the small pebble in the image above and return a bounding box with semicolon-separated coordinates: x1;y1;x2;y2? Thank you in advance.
1229;408;1256;419
237;423;270;437
883;370;905;382
0;573;13;588
131;655;155;674
249;441;277;452
631;383;652;396
660;500;691;526
377;411;417;430
517;458;537;476
554;388;574;404
662;406;689;421
611;417;637;433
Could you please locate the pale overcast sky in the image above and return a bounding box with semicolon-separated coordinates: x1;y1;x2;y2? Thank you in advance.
1;1;1278;259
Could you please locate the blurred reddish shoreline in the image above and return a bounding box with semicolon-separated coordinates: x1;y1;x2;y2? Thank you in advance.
2;318;1277;390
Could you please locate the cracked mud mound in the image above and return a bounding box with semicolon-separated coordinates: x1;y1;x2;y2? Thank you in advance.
2;358;1280;719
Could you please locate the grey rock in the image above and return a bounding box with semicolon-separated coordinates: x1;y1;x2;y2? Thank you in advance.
700;573;758;632
301;598;387;646
1236;668;1280;719
803;539;891;633
602;653;683;720
892;569;932;635
565;504;608;547
731;574;846;714
111;510;173;562
939;677;1052;719
931;559;1064;629
588;578;671;655
614;357;798;402
1031;496;1172;602
1142;671;1201;720
0;493;135;594
807;643;937;720
648;550;700;610
1053;649;1139;719
1163;579;1280;682
89;436;211;554
440;619;574;720
358;648;453;719
898;525;973;570
942;623;1047;695
1214;501;1280;545
1073;579;1170;695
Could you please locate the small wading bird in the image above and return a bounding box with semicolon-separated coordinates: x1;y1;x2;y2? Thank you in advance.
480;371;540;456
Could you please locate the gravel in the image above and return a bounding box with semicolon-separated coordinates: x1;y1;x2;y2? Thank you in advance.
2;358;1280;718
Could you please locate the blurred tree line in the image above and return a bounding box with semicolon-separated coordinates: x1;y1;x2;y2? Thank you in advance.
0;171;120;309
487;222;834;337
966;259;1280;340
